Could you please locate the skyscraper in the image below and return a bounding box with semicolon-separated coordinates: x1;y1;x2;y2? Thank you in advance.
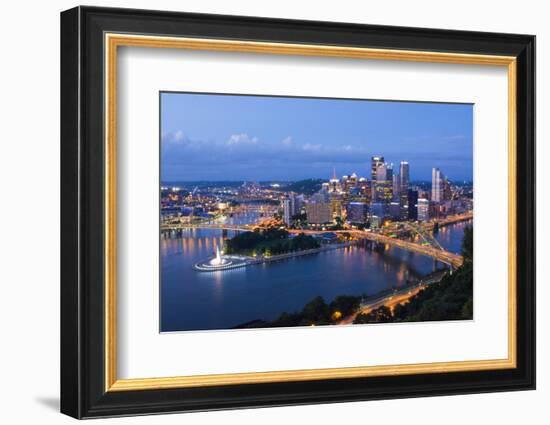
407;189;418;221
443;176;452;201
392;173;400;199
373;161;393;204
358;177;371;203
370;202;385;218
347;202;368;224
417;198;430;221
399;161;410;193
376;162;387;182
329;193;344;219
305;200;332;224
386;163;394;182
389;201;400;220
399;161;410;219
371;156;384;181
432;167;444;203
282;198;292;226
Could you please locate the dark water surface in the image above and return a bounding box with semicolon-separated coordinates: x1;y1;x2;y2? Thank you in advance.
160;217;471;332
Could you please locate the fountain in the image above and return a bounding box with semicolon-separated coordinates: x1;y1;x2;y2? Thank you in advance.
194;245;247;271
209;246;229;266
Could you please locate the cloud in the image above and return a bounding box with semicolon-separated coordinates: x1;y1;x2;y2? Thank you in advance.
173;130;185;142
161;131;377;169
302;143;322;152
281;136;293;146
161;130;470;181
162;130;187;144
227;133;259;145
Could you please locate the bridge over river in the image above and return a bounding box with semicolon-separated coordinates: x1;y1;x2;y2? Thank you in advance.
287;229;464;268
162;217;467;268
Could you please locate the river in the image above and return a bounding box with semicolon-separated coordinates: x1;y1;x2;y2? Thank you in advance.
160;213;471;332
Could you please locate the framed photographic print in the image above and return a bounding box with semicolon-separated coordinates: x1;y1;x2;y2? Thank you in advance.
60;6;535;419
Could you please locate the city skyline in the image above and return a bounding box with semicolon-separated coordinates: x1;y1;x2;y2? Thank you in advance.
161;92;473;182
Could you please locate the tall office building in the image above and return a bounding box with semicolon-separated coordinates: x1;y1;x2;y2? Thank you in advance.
432;167;445;203
358;178;371;203
392;174;400;199
443;177;452;201
389;201;400;220
370;202;386;222
373;162;393;203
312;191;329;204
399;161;410;192
282;198;292;226
282;194;298;226
386;163;394;182
371;156;385;181
295;194;306;213
347;202;368;224
407;189;418;221
305;200;332;224
329;193;344;219
417;198;430;221
376;162;387;182
399;161;410;219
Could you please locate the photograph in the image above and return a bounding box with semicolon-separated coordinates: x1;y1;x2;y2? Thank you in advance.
159;92;474;332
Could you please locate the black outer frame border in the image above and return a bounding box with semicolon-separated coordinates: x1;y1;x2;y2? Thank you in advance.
60;5;536;419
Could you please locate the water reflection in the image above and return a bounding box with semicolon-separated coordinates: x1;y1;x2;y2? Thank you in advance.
160;217;471;332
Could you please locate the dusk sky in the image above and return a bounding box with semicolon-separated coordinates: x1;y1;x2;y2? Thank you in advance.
161;92;473;182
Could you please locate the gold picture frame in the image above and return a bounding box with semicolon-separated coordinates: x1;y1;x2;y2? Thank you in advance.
104;33;517;392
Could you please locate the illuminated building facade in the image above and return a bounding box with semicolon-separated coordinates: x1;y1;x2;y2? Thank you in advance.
432;167;444;202
347;202;368;224
399;161;410;219
306;200;332;224
417;198;430;221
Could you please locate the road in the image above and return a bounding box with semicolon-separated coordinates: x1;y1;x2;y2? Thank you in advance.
338;271;447;325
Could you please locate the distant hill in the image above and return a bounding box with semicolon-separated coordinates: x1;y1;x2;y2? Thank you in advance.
282;179;324;195
162;179;326;195
162;181;244;188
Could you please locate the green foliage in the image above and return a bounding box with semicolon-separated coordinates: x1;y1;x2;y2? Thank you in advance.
224;230;265;253
302;296;331;323
354;305;393;324
290;212;308;229
330;295;360;317
329;216;344;230
462;225;473;261
224;229;319;256
462;296;473;318
291;233;320;251
291;212;307;222
262;294;363;328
